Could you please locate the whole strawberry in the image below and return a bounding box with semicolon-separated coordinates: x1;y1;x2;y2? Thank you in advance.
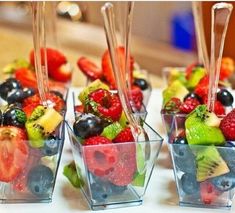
180;97;200;114
220;109;235;140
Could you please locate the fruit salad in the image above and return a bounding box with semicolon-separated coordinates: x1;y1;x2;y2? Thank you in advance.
77;46;152;109
170;105;235;208
161;58;235;134
0;76;65;202
65;80;163;210
3;47;72;95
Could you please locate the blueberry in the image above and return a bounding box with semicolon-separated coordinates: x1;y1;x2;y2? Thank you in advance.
42;135;60;156
184;92;202;103
134;78;149;90
6;89;25;104
173;137;188;145
181;173;199;195
3;107;26;128
172;140;196;174
109;182;127;194
0;82;11;100
90;182;112;202
217;89;234;106
0;110;2;125
5;78;22;90
23;87;35;99
211;172;235;192
219;146;235;173
73;113;104;139
27;165;54;196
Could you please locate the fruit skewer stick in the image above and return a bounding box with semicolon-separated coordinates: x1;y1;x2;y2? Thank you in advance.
192;2;209;72
31;2;49;104
101;3;149;143
117;2;135;98
207;3;233;112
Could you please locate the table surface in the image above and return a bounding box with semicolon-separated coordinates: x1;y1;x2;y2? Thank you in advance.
0;88;233;213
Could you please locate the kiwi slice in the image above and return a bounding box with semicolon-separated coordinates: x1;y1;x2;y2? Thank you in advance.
101;122;123;140
26;106;63;148
196;146;230;182
79;79;109;104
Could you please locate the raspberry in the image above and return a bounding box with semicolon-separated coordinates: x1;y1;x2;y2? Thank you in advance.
202;96;225;116
87;89;122;122
164;97;182;113
220;109;235;140
179;97;200;114
113;127;134;143
107;142;136;186
83;136;119;177
130;86;143;111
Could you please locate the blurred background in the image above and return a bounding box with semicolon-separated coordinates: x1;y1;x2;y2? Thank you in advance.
0;1;234;87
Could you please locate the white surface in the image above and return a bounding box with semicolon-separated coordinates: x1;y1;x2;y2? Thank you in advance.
0;88;232;213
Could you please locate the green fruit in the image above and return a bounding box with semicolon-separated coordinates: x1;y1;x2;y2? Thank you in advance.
119;111;128;128
136;143;145;173
3;58;30;74
63;161;84;188
132;171;146;187
79;79;109;104
26;106;63;148
162;80;188;106
101;122;123;140
186;67;206;89
185;105;225;145
196;146;230;182
168;69;187;85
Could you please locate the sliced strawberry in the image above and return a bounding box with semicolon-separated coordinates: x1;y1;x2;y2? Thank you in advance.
74;105;84;114
101;46;134;88
0;126;29;182
77;57;103;80
49;63;72;82
15;68;37;90
22;103;39;118
185;62;197;80
194;75;209;98
22;92;65;113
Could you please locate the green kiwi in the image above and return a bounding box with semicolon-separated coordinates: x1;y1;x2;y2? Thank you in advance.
26;106;63;148
196;146;230;182
101;122;123;140
186;67;206;89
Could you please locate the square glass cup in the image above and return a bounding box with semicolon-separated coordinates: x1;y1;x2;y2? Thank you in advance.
66;120;163;210
167;113;235;209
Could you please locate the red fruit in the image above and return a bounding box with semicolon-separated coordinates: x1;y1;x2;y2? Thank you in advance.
200;181;220;205
30;48;67;75
22;92;65;113
179;97;200;114
107;142;136;186
101;46;134;88
164;97;182;112
202;96;225;116
220;57;234;80
0;126;29;182
49;63;72;82
74;105;84;114
113;127;134;143
194;75;209;98
220;109;235;140
84;136;118;177
77;57;103;80
130;86;143;111
185;62;197;80
87;89;122;122
15;68;37;89
22;103;39;118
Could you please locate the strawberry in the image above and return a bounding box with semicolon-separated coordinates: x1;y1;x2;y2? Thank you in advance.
74;105;84;114
113;127;134;143
83;136;118;177
220;109;235;140
49;63;72;82
107;142;136;186
15;68;37;89
22;103;39;118
30;48;67;74
179;97;200;114
77;57;103;80
22;92;65;113
130;86;143;111
194;75;209;98
101;46;134;88
220;57;234;80
185;62;197;80
0;126;29;182
164;97;182;112
202;96;225;116
200;181;220;205
86;89;122;122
